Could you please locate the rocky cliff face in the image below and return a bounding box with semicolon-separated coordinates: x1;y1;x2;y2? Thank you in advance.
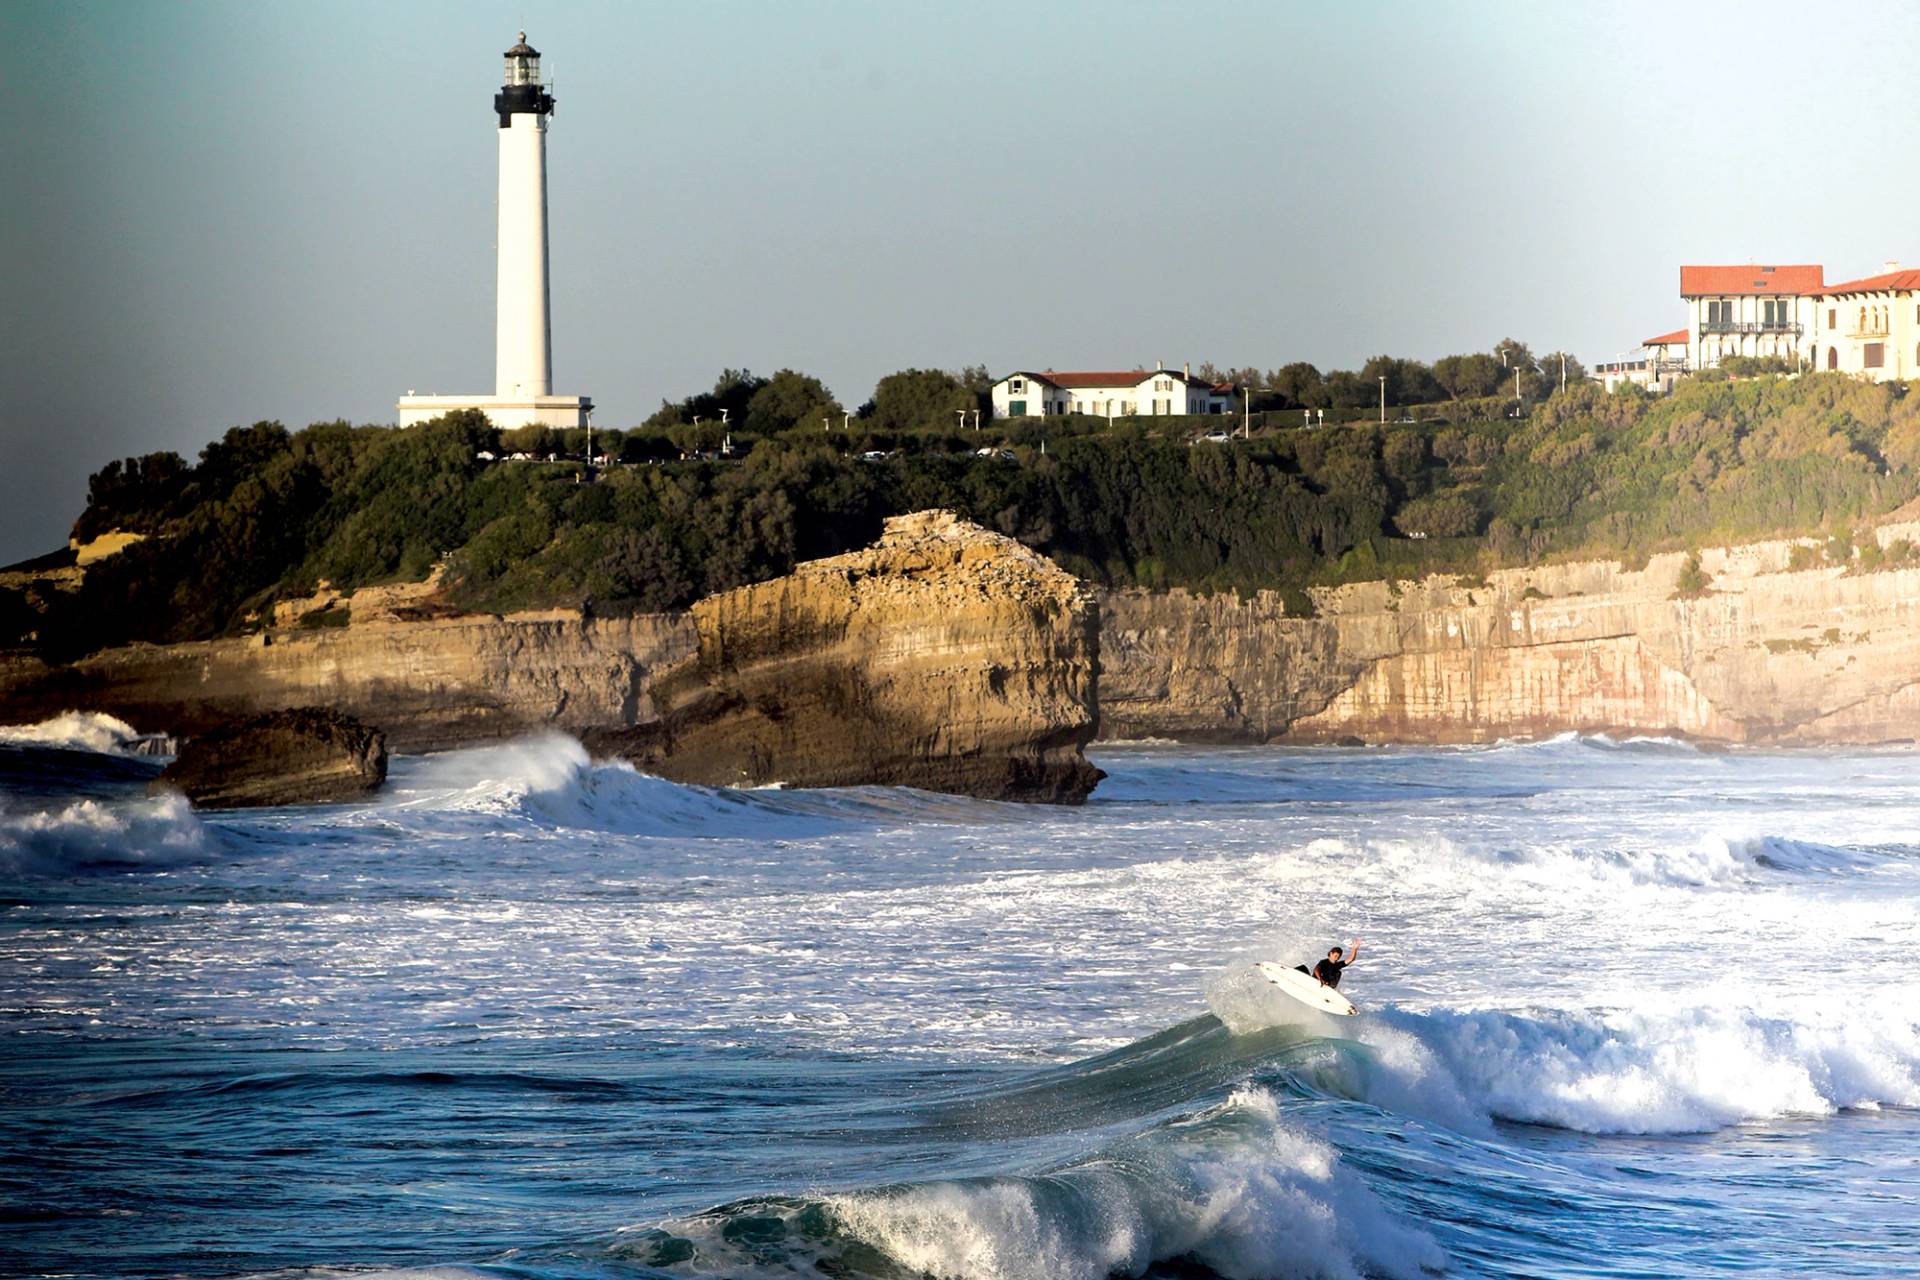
153;707;387;809
585;510;1104;803
0;609;696;752
1100;522;1920;745
11;517;1920;762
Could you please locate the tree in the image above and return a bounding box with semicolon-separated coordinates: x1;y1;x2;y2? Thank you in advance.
643;368;768;430
502;424;557;457
747;369;843;434
867;368;975;432
1492;338;1538;376
1360;355;1440;408
1529;352;1588;397
1396;490;1482;538
1267;362;1325;409
1433;353;1504;400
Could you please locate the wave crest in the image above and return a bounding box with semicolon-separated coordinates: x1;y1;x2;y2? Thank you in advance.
1210;969;1920;1136
0;792;215;876
0;711;172;756
386;734;1015;839
623;1086;1442;1280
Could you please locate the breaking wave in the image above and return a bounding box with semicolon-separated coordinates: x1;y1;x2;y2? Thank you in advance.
0;711;173;756
1208;969;1920;1136
0;792;214;877
617;1083;1443;1280
383;734;1023;839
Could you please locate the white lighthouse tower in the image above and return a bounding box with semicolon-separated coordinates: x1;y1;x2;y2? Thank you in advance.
398;32;591;429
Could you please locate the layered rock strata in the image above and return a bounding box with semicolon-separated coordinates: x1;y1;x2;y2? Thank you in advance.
1100;521;1920;745
584;510;1104;803
0;611;696;752
153;707;387;809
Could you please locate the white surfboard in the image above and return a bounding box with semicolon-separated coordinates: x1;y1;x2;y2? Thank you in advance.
1253;961;1359;1016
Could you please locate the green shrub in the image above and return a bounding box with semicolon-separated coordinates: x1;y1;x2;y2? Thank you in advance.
1672;553;1711;599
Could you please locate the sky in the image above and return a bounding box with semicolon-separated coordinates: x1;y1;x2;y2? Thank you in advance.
3;0;1918;563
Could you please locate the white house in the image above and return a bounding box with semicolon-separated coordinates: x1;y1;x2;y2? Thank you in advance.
1594;328;1691;393
1808;265;1919;381
991;365;1238;420
1680;263;1825;371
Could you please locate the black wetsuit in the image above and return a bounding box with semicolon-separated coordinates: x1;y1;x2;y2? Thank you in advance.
1312;958;1347;988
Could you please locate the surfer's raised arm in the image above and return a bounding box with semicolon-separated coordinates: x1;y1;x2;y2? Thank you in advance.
1346;938;1363;964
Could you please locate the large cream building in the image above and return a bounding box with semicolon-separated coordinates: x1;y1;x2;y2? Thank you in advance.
1605;259;1918;388
1813;267;1920;380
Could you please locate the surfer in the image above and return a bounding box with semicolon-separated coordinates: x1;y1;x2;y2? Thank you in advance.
1311;939;1361;989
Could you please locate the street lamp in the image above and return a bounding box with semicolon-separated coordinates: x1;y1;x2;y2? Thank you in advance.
1378;376;1386;424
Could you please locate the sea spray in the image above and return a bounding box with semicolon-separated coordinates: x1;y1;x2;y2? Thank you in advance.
0;791;212;877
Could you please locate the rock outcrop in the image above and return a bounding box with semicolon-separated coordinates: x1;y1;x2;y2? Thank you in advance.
1099;520;1920;745
152;707;387;809
585;511;1104;803
0;611;696;752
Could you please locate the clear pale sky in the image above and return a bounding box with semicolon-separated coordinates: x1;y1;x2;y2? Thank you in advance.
3;0;1917;562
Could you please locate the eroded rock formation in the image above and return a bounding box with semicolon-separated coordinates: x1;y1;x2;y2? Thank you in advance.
0;611;696;752
585;510;1104;803
153;707;387;809
1100;521;1920;745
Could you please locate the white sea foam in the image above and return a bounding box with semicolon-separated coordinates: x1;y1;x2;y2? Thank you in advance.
0;711;153;755
647;1086;1443;1280
1380;1004;1920;1135
1211;964;1920;1136
0;792;214;876
381;733;1009;840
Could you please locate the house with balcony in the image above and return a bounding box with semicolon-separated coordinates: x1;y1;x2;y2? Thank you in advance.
1595;329;1691;393
1809;265;1920;381
1681;263;1824;370
990;365;1238;420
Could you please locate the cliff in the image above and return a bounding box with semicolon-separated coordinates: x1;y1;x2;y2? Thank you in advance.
0;606;696;753
10;516;1920;762
1100;521;1920;745
584;510;1104;802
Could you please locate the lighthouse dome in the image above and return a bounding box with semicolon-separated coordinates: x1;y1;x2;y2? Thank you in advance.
505;31;539;58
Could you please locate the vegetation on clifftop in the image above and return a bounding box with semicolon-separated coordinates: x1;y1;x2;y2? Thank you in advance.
19;372;1920;656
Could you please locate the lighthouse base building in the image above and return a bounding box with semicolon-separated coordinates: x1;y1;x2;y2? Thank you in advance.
398;33;591;431
396;393;591;430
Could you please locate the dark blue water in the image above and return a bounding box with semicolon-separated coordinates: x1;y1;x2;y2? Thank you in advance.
3;726;1918;1277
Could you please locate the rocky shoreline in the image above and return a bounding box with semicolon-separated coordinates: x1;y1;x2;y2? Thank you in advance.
6;516;1920;806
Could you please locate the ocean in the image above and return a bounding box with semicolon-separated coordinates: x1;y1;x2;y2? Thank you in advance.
2;714;1917;1278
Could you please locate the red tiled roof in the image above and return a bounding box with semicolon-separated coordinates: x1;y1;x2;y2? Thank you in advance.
1679;264;1824;296
1821;268;1920;295
1014;369;1221;389
1644;328;1689;348
1042;370;1154;388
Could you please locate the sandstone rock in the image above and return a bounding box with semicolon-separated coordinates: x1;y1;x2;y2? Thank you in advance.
17;517;1920;758
1099;518;1920;746
585;510;1103;804
152;707;388;809
0;611;697;752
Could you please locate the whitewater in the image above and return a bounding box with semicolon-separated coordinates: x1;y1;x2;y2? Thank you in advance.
3;718;1917;1277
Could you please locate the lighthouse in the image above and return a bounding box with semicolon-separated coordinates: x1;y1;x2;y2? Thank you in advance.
398;32;592;429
